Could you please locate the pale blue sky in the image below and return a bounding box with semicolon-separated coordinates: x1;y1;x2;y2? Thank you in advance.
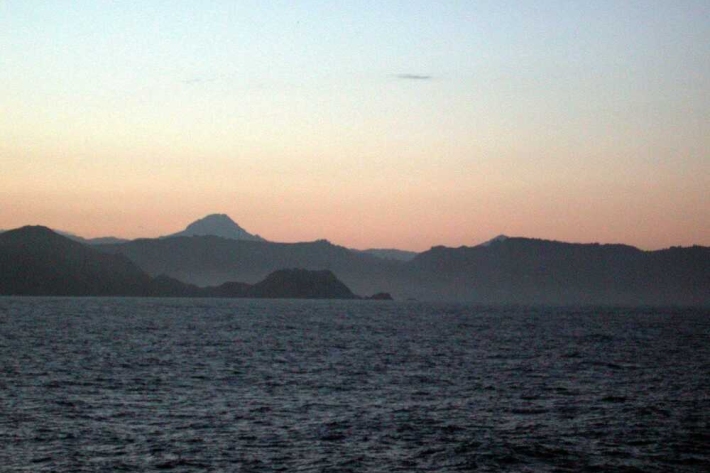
2;1;708;249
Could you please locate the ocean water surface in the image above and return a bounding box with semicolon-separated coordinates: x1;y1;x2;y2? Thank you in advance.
0;298;708;472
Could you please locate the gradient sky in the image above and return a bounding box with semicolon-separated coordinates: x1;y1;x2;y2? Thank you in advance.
2;1;708;250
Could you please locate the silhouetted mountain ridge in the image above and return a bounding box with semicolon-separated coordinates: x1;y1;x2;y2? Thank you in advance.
100;233;710;305
359;248;418;261
409;237;709;304
99;235;402;294
0;228;128;245
0;227;363;299
0;226;153;296
2;225;707;305
59;231;129;246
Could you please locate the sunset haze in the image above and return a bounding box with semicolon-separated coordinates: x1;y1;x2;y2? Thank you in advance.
2;1;708;250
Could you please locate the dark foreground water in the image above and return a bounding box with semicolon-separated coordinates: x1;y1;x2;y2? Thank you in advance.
0;298;708;472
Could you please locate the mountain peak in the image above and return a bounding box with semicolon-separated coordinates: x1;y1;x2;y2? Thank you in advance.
167;214;265;241
478;234;509;247
186;214;236;229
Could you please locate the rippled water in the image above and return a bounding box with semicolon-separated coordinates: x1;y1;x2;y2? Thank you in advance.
0;298;708;472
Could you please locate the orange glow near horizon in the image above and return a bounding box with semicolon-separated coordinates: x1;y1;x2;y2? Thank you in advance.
2;163;708;251
2;2;709;251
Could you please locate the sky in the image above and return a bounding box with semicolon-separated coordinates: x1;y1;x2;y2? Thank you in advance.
1;0;708;250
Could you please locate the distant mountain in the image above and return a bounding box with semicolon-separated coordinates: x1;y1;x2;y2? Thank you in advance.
99;236;407;297
0;227;363;299
166;214;265;241
58;231;129;246
477;234;509;247
360;248;418;262
99;234;709;305
6;224;706;304
409;237;710;305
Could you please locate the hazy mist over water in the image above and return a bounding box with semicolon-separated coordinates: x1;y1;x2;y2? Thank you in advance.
1;298;708;472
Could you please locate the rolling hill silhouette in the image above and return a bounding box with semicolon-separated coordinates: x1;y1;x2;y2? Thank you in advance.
0;227;363;299
2;223;708;304
99;233;709;305
0;226;154;296
409;237;710;304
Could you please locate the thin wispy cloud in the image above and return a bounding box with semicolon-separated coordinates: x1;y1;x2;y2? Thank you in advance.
395;74;433;80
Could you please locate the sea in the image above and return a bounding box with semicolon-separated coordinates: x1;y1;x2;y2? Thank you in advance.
0;298;708;472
